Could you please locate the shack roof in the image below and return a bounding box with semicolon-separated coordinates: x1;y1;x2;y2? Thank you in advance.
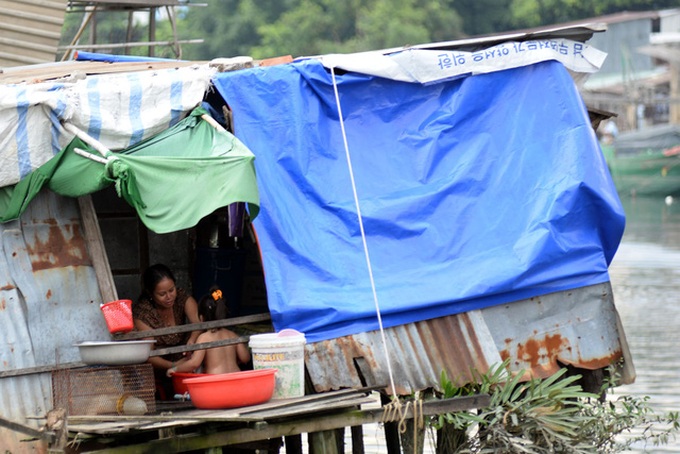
0;22;606;85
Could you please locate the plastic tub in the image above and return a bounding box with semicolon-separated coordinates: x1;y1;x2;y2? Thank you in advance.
100;300;134;334
184;369;277;409
75;340;156;365
172;372;207;395
248;329;306;399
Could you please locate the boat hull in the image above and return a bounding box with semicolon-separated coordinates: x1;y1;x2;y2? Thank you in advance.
607;151;680;197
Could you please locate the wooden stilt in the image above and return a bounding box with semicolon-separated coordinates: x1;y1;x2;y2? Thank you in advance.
380;393;401;454
400;419;424;454
285;434;303;454
350;425;365;454
309;429;341;454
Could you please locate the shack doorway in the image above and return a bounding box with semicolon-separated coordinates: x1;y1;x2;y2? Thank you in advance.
90;186;268;317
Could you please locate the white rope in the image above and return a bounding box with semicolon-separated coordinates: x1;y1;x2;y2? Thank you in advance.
329;67;399;400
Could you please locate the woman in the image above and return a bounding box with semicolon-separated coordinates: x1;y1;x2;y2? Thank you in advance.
133;263;201;398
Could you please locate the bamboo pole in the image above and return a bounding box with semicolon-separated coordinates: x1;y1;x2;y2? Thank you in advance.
61;122;112;158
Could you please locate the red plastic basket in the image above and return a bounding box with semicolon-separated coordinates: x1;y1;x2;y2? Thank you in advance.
100;300;134;334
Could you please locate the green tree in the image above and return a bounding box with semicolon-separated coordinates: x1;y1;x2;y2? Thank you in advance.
178;0;464;60
252;0;464;59
454;0;515;36
252;0;361;58
178;0;297;60
508;0;680;30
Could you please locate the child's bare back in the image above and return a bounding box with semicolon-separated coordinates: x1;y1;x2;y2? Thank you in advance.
198;328;251;374
166;287;251;379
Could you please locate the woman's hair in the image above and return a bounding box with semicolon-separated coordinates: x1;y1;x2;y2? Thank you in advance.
141;263;176;298
198;285;229;322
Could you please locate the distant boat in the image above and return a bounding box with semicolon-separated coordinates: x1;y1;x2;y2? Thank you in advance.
602;124;680;197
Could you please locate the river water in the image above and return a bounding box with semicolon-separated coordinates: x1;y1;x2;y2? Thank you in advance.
610;196;680;453
347;196;680;453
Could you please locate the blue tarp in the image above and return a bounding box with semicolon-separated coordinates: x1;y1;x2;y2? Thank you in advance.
212;58;625;343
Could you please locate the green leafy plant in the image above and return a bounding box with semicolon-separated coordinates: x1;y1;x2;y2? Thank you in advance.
432;360;680;453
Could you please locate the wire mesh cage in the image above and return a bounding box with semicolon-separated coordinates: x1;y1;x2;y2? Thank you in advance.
52;364;156;416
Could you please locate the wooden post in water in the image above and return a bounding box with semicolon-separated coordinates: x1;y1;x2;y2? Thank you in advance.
380;393;401;454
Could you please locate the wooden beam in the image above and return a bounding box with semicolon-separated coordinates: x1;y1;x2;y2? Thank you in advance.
0;362;87;379
78;195;118;303
0;313;272;377
0;415;53;442
149;336;251;357
113;312;271;340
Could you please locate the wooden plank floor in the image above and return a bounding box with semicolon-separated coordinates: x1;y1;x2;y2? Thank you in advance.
67;389;377;433
63;391;490;453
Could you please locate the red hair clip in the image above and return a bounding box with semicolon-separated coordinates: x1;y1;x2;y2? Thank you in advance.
212;289;222;301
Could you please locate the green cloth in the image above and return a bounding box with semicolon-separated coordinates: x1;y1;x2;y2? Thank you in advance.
0;108;259;234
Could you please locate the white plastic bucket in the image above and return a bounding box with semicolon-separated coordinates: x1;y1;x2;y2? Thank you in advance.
249;329;306;399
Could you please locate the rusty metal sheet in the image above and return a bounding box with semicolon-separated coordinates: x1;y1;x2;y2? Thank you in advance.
0;0;68;67
305;281;634;395
0;190;112;452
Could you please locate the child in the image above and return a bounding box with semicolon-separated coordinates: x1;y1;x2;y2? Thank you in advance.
167;288;250;376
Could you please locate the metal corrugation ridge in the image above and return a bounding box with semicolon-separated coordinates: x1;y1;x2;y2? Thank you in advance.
407;23;607;53
305;281;633;395
0;191;110;451
305;311;500;395
0;0;68;67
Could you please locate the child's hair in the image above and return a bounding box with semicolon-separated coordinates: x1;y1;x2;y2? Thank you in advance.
198;286;229;322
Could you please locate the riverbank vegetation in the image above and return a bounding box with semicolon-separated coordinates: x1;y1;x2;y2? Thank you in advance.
432;360;680;453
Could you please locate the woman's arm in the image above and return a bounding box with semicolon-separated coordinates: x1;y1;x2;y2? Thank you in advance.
133;318;174;370
184;295;202;345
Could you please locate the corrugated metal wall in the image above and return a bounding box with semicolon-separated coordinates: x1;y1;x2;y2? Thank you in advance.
0;0;67;67
306;282;635;395
588;18;655;78
0;191;110;452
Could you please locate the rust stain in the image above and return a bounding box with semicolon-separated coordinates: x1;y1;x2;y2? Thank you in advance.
0;298;5;310
561;351;623;370
519;334;566;368
1;284;16;291
46;289;52;300
25;223;91;271
500;333;622;374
